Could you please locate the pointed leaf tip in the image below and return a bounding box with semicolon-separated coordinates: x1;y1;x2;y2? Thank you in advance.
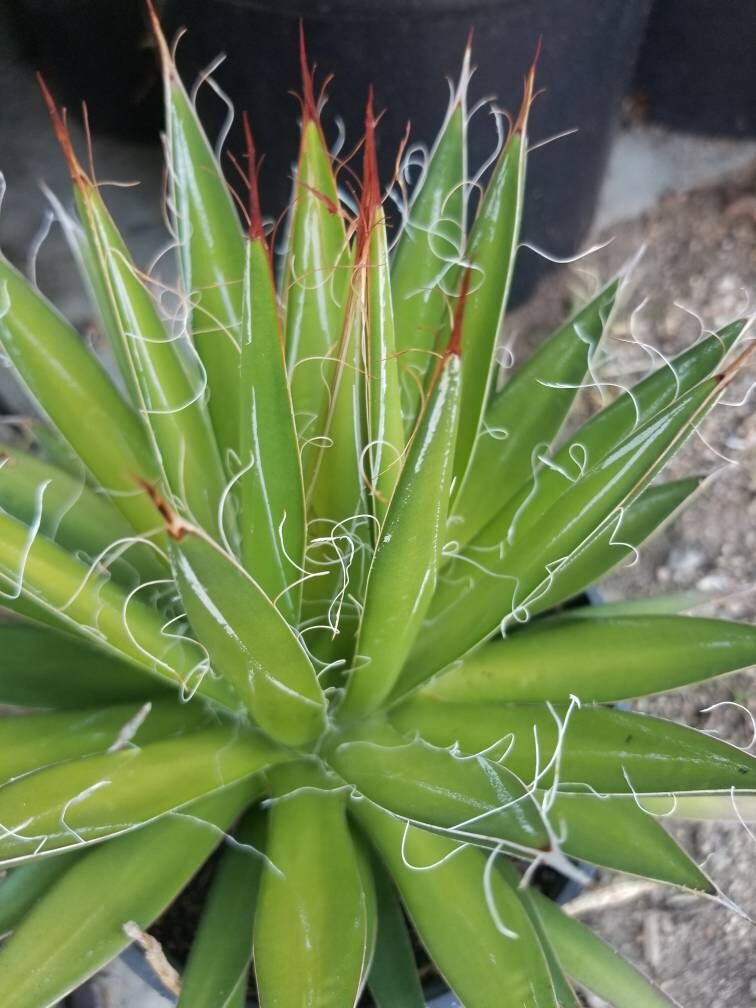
36;75;86;184
242;111;265;241
298;20;320;124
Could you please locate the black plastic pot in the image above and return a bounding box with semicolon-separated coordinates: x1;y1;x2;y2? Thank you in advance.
634;0;756;138
160;0;651;304
9;0;162;139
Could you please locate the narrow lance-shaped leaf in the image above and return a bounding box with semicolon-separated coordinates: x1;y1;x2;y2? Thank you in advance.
409;369;732;682
452;276;620;546
366;852;426;1008
306;236;364;528
238;122;305;624
391;699;756;795
0;699;207;782
330;720;547;850
0;620;171;710
641;792;756;822
0;783;258;1008
0;256;159;534
391;49;468;425
400;475;702;700
495;858;580;1008
0;726;282;866
504;318;747;543
254;763;370;1008
284;32;351;478
27;421;87;481
177;807;265;1008
529;889;682;1008
432;318;746;616
40;85;227;536
0;851;82;937
339;297;463;719
362;93;406;523
517;476;704;622
153;491;326;746
44;184;144;407
0;509;237;709
0;442;164;585
440;318;746;602
546;791;712;891
353;800;558;1008
426;613;756;706
149;5;246;469
451;59;534;488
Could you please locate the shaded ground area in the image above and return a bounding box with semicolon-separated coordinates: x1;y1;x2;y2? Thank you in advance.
511;167;756;1008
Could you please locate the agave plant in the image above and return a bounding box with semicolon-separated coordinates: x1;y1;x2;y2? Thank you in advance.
0;9;754;1008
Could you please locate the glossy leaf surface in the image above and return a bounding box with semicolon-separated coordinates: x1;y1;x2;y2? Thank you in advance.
0;726;281;865
0;256;158;533
177;808;264;1008
0;785;255;1008
424;614;756;704
171;526;326;744
391;99;466;422
392;699;756;794
0;622;169;709
332;722;547;849
154;14;246;467
354;801;558;1008
239;237;305;623
530;891;681;1008
254;767;369;1008
340;350;461;717
452;277;619;546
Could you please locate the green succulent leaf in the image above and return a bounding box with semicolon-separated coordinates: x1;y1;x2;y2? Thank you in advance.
354;800;559;1008
451;68;532;487
504;318;746;542
529;890;682;1008
366;852;426;1008
68;157;227;536
0;726;282;865
0;256;159;533
239;233;306;624
0;442;164;586
641;791;756;821
152;11;246;469
0;621;170;709
409;372;727;682
391;79;466;423
283;47;351;479
0;784;256;1008
254;765;371;1008
0;850;81;936
0;510;236;709
452;276;619;546
547;791;712;891
363;111;406;523
168;521;326;745
422;613;756;704
392;699;756;794
495;857;580;1008
331;720;547;850
0;698;206;781
177;807;265;1008
340;346;461;718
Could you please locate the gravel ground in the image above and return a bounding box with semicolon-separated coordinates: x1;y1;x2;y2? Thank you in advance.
510;168;756;1008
